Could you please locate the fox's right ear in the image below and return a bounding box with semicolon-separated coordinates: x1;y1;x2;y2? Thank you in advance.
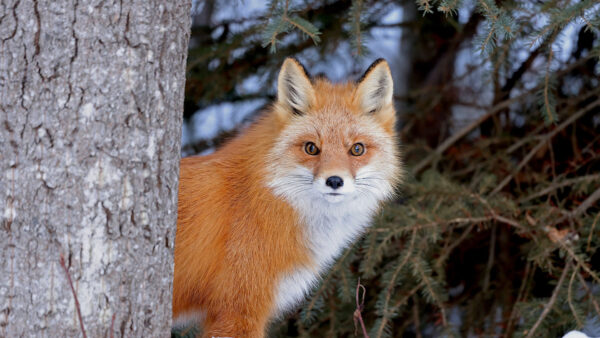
277;58;315;116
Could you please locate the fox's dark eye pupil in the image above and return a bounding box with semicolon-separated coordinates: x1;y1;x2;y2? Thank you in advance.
351;143;365;156
305;142;319;155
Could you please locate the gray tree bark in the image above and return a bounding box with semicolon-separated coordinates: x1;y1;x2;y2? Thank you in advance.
0;0;190;336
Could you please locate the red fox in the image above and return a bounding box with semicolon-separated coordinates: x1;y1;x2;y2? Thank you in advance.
173;58;402;337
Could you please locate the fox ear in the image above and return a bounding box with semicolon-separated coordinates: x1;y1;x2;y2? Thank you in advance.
277;58;315;116
355;59;394;115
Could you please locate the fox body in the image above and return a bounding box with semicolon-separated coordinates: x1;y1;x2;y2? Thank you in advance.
173;58;402;337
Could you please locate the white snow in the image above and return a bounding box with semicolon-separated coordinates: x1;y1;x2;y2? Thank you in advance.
563;331;591;338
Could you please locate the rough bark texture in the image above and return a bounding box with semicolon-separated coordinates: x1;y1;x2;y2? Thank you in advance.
0;0;190;336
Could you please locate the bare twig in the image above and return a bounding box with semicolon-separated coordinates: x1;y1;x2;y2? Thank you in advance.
491;99;600;195
353;278;370;338
413;261;447;327
505;261;533;337
519;174;600;203
568;264;584;329
483;224;497;293
587;213;600;252
571;186;600;219
525;259;572;338
413;298;422;338
550;234;600;285
373;229;417;338
413;91;532;175
412;62;599;176
435;223;477;270
577;272;600;319
59;253;87;338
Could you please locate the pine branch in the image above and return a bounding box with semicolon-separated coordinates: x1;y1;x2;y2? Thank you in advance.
577;272;600;320
519;174;600;203
586;213;600;253
491;98;600;195
524;259;572;338
412;90;533;175
568;265;584;329
261;0;321;52
348;0;366;56
570;186;600;219
541;32;558;124
372;229;417;337
505;261;533;336
412;257;448;327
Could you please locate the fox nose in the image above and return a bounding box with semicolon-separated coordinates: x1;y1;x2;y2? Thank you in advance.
326;176;344;190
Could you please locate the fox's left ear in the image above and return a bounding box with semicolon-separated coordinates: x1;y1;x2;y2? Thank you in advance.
355;59;394;117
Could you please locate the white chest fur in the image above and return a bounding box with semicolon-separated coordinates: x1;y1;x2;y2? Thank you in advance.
272;192;380;315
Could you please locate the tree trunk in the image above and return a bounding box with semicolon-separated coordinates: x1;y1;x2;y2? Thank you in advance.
0;0;190;336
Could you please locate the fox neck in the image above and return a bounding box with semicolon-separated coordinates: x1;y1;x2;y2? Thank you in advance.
267;172;382;315
289;190;379;268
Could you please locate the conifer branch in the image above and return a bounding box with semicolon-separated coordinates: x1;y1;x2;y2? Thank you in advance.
524;259;572;338
547;228;600;285
434;223;477;270
505;261;533;336
261;0;321;52
373;229;417;337
586;213;600;253
413;90;533;175
491;98;600;195
349;0;365;56
519;174;600;203
568;264;584;329
541;33;558;124
570;186;600;219
577;272;600;320
412;258;448;327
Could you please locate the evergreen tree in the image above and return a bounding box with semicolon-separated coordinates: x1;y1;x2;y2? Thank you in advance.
178;1;600;336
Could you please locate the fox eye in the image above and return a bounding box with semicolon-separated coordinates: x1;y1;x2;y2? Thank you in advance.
350;143;365;156
305;142;320;155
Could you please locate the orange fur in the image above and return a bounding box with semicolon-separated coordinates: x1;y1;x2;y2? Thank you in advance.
173;58;401;337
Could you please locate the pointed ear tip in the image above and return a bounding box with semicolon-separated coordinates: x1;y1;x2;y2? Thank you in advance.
280;57;310;77
359;58;392;83
374;59;392;73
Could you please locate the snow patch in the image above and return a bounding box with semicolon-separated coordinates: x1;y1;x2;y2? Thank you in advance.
563;331;590;338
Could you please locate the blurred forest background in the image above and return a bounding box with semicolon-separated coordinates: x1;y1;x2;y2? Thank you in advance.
176;0;600;337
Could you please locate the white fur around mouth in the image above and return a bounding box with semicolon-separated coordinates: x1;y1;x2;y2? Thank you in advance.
323;193;345;203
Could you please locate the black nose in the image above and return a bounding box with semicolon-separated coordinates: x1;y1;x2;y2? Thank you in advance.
326;176;344;189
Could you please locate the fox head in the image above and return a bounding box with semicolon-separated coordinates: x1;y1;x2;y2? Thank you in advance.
266;58;402;212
